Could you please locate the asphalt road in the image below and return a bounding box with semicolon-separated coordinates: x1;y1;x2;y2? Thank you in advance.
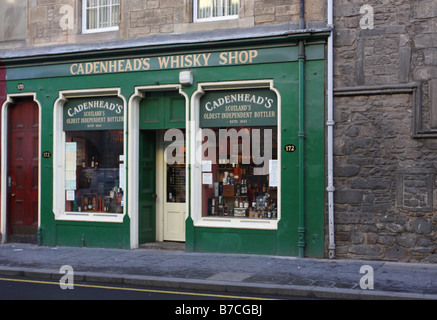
0;276;300;318
0;275;302;301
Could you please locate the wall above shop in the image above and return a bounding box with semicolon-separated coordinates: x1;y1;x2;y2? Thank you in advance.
0;0;327;53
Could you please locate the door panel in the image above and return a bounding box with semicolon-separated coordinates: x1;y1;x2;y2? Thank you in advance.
139;95;163;129
138;130;156;244
7;99;39;241
165;94;185;128
164;203;186;241
139;92;185;130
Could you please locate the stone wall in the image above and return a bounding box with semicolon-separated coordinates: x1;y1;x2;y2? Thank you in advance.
333;0;437;262
1;0;327;50
333;92;437;262
334;0;437;88
0;0;26;44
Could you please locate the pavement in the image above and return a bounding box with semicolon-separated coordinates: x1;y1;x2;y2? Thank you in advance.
1;242;437;300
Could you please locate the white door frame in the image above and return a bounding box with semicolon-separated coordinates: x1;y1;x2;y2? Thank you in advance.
128;85;189;248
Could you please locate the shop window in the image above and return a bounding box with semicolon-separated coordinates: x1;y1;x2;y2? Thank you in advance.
201;127;278;219
199;88;278;220
63;96;124;215
195;0;239;22
65;130;124;213
83;0;120;33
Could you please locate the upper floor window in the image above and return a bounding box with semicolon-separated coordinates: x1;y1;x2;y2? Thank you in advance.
195;0;239;22
83;0;120;33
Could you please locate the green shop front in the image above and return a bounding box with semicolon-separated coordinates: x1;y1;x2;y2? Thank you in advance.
1;35;327;257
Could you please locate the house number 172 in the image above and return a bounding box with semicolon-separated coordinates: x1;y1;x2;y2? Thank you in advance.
284;144;296;152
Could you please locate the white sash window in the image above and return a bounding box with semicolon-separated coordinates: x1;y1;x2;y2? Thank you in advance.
195;0;239;22
83;0;120;33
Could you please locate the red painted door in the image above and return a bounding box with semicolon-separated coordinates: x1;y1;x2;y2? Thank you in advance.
7;99;39;242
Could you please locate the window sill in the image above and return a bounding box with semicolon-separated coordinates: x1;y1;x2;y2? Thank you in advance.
194;15;239;23
82;26;119;34
195;216;278;230
56;211;124;223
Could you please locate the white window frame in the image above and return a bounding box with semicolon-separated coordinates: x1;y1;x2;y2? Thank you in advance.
53;88;127;223
194;0;239;23
82;0;120;34
190;80;281;231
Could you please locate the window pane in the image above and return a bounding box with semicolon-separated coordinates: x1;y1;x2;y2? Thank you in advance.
230;0;238;15
88;0;97;7
166;131;186;203
167;163;186;203
198;0;211;19
201;127;278;219
99;5;109;28
87;8;97;29
197;0;238;19
86;0;119;30
213;0;225;17
65;130;124;214
111;3;120;27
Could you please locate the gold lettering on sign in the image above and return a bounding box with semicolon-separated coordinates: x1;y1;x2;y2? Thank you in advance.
69;50;259;75
219;50;258;65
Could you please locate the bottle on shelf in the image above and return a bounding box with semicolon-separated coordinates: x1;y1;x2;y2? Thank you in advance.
234;164;241;181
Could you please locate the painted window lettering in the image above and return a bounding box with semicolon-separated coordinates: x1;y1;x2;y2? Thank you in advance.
67;101;123;117
205;94;274;112
200;89;277;127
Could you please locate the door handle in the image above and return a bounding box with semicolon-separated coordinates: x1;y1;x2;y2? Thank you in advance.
152;194;157;199
11;194;15;197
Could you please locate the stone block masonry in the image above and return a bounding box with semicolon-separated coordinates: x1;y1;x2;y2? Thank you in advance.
332;0;437;262
4;0;327;50
333;92;437;262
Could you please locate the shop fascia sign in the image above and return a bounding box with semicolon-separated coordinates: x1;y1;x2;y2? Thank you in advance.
200;88;277;127
69;49;277;75
63;96;124;131
6;46;299;80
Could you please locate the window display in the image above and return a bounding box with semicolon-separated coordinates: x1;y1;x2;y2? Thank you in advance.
64;130;124;213
63;96;125;215
201;126;278;219
199;88;278;220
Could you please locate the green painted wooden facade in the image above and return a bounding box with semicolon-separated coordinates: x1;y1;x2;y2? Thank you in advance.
2;36;327;257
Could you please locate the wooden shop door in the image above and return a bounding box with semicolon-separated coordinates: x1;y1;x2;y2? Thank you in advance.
7;99;39;242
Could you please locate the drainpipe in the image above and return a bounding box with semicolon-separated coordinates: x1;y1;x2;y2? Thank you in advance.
327;0;336;259
297;0;306;258
298;40;306;258
299;0;305;30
